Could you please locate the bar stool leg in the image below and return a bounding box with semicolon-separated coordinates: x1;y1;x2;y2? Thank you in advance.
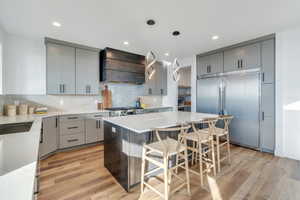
211;139;217;176
216;136;221;173
163;156;169;200
140;146;146;195
198;142;204;187
184;148;191;195
227;134;231;164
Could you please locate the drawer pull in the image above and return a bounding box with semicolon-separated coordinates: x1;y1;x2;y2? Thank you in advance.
67;117;78;120
67;126;78;129
67;139;79;143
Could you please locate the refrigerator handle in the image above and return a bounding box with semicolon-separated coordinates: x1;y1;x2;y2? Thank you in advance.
218;86;222;115
222;85;226;115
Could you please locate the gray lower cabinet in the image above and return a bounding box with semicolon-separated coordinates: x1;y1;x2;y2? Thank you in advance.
39;116;58;158
145;61;168;95
85;119;103;143
60;134;85;148
59;115;85;148
46;43;76;95
261;39;275;84
224;43;261;72
197;52;223;76
76;48;99;95
85;113;108;143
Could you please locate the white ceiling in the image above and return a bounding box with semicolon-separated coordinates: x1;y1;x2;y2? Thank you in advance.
1;0;300;60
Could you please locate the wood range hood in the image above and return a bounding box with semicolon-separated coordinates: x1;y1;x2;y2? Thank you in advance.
100;47;145;84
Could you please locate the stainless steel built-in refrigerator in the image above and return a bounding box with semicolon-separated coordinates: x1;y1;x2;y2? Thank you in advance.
197;70;260;149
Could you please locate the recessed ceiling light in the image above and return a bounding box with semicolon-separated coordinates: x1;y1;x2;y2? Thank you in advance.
172;31;180;36
212;35;219;40
123;41;129;45
146;19;156;26
52;21;61;27
164;53;169;57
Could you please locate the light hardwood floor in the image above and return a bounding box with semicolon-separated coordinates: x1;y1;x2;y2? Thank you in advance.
38;144;300;200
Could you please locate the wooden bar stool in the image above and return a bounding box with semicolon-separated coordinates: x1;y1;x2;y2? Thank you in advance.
140;124;191;200
180;118;218;187
200;115;233;172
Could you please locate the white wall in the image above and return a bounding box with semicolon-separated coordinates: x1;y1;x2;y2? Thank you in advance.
3;34;46;95
0;24;6;95
275;26;300;160
179;56;197;112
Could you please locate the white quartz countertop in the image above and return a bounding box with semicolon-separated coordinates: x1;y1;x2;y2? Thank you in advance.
103;111;218;133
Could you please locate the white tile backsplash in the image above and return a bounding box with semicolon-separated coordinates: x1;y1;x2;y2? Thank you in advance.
0;83;167;115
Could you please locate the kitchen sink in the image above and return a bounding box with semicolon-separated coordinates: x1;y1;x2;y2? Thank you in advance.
0;122;33;135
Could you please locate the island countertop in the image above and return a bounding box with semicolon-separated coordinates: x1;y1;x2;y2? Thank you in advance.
103;111;218;133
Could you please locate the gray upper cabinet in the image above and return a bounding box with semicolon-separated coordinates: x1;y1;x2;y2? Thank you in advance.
47;43;76;94
39;116;58;158
197;53;223;76
145;61;167;96
76;48;99;95
261;39;275;83
224;43;261;72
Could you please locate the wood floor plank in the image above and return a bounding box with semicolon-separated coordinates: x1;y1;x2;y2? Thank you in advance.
38;144;300;200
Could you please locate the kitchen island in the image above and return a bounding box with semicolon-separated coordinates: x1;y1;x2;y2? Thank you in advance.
103;111;218;191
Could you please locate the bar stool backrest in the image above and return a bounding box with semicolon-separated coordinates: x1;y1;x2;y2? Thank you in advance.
191;117;218;137
218;115;234;134
154;124;191;156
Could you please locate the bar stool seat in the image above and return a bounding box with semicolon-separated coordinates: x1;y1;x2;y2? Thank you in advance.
185;132;210;143
146;138;186;156
200;127;228;136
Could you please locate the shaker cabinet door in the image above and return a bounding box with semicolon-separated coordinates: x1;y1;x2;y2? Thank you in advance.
261;39;275;83
85;119;99;143
224;48;240;72
242;43;261;70
40;116;58;158
76;48;99;95
46;43;76;94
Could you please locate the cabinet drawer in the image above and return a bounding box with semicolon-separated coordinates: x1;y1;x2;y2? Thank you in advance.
60;120;85;135
60;133;85;148
59;115;84;122
85;112;109;119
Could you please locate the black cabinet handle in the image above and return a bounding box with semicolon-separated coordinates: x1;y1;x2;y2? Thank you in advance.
59;84;62;93
149;88;152;95
40;129;44;144
237;60;240;69
262;112;265;121
67;117;78;120
96;120;98;129
241;59;243;68
262;72;265;82
55;117;58;128
67;139;79;142
160;89;163;95
67;126;78;129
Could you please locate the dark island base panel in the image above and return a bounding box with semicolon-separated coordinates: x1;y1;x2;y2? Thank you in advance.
104;121;181;192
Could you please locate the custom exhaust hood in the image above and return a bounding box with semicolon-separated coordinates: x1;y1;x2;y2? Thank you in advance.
100;48;145;84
